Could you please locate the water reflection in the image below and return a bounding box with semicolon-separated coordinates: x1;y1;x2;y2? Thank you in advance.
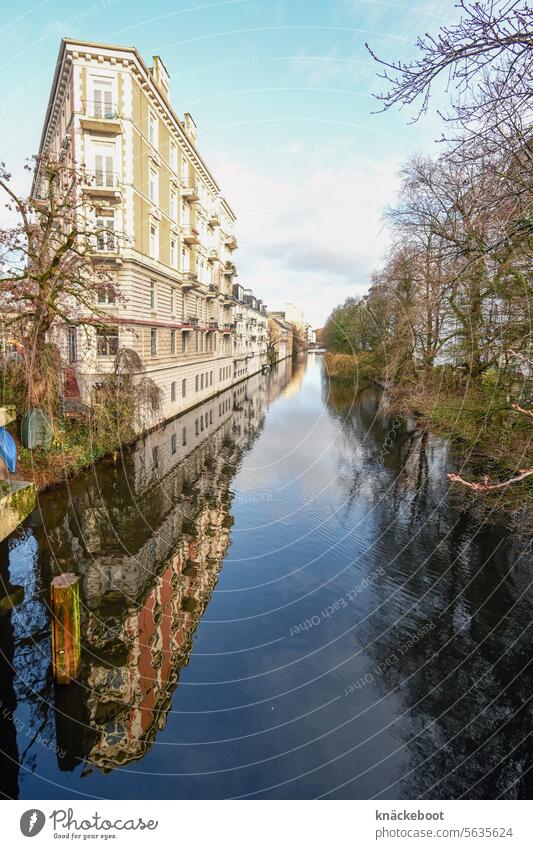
0;355;530;799
322;381;532;800
0;360;297;787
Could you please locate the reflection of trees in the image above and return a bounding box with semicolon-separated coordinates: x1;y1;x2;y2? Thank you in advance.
323;369;532;799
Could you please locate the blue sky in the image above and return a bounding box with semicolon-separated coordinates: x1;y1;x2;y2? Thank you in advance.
1;0;457;326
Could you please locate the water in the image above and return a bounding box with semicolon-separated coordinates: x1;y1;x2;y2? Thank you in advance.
0;355;531;799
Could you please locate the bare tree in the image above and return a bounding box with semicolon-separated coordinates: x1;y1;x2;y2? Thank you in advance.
366;1;532;134
0;156;118;416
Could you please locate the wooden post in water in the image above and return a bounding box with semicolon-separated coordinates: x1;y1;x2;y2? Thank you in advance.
51;573;81;684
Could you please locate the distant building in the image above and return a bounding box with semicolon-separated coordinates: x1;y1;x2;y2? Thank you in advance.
283;303;306;331
306;326;317;346
268;315;292;362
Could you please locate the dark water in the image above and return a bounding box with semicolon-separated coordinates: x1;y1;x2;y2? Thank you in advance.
0;355;531;800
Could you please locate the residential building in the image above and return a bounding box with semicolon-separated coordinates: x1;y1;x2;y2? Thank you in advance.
283;303;306;332
269;310;295;358
33;38;266;426
269;315;291;362
232;284;269;379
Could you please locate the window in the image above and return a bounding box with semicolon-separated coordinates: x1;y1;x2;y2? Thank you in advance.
210;371;213;387
149;168;158;204
96;326;118;357
170;238;177;268
170;287;175;315
67;327;77;364
149;224;159;259
181;155;188;183
201;373;204;390
170;190;178;221
182;426;187;446
171;381;176;401
92;77;114;118
170;141;177;171
182;378;186;397
96;214;115;251
171;433;177;454
182;333;187;354
152;446;159;468
94;151;114;188
195;375;199;391
170;329;176;354
97;280;116;304
182;246;190;272
150;328;157;356
195;419;199;435
149;111;157;147
149;280;156;309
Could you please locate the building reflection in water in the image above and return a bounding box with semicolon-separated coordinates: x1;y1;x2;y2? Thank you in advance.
0;360;297;783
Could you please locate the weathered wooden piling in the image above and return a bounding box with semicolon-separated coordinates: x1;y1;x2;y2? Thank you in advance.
51;573;81;684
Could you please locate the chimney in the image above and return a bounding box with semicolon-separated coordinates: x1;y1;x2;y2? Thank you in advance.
183;112;197;144
151;55;170;100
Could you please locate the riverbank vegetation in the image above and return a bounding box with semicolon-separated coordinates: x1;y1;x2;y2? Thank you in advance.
2;347;162;490
0;158;162;489
324;1;532;496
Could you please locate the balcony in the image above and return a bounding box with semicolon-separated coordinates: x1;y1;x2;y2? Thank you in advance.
221;323;235;334
80;100;122;135
182;184;199;203
223;234;238;251
93;236;122;266
223;261;237;278
207;248;219;263
208;210;220;226
206;284;217;300
207;320;219;332
183;226;200;245
181;271;198;290
83;170;122;201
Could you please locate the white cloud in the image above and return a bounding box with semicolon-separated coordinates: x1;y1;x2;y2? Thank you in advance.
210;150;402;327
288;47;374;89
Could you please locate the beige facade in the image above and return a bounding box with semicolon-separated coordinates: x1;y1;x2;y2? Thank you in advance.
34;38;268;425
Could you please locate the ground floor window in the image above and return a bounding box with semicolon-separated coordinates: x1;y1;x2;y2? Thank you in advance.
96;326;118;357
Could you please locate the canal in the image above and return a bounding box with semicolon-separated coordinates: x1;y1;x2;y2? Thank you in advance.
0;354;531;799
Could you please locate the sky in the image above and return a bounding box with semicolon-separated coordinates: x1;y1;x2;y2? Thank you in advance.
0;0;458;327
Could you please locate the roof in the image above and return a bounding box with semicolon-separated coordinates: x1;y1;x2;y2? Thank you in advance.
33;38;238;218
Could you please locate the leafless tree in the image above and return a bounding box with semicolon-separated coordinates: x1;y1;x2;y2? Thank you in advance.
0;156;119;415
366;1;532;134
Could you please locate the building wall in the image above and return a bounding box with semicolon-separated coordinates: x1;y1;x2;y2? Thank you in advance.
35;39;267;428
